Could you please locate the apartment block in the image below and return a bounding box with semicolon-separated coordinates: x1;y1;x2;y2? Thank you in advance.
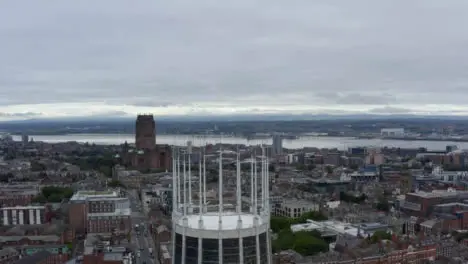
1;206;46;226
273;199;319;218
401;189;468;217
0;184;39;207
69;191;131;234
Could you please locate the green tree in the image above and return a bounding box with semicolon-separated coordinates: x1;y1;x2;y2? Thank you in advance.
339;192;367;204
31;161;46;171
42;186;61;198
376;198;390;212
66;243;73;251
296;164;306;171
455;232;468;242
270;216;292;233
99;166;112;177
273;229;295;252
31;195;47;204
40;186;74;202
293;231;328;256
108;180;125;188
62;188;74;199
48;193;64;203
273;229;328;256
371;230;391;243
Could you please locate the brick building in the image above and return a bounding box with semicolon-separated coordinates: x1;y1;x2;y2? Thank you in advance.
444;150;468;169
365;148;385;166
154;224;170;260
0;185;38;207
83;253;124;264
274;244;436;264
0;235;63;247
419;202;468;233
14;250;68;264
158;244;171;264
122;115;172;171
1;205;46;226
401;189;468;217
69;191;131;234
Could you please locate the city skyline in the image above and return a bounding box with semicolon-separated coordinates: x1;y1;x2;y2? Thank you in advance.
2;0;468;120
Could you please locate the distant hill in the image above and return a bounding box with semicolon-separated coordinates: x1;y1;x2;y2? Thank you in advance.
1;113;468;124
0;113;466;136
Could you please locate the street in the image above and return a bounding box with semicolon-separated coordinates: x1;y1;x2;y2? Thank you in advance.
128;189;159;264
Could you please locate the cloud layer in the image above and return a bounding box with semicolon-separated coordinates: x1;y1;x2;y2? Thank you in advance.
1;0;468;119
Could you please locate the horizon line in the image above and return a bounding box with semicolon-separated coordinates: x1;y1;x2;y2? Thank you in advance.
1;113;468;123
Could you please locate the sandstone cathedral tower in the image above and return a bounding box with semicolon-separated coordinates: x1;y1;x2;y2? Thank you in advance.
123;114;172;171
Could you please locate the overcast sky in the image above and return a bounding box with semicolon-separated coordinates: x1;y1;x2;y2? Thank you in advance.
1;0;468;120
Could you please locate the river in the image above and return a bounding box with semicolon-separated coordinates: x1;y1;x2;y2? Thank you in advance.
10;134;468;150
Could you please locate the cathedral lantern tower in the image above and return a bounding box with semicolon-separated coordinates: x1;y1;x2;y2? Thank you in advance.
135;114;156;150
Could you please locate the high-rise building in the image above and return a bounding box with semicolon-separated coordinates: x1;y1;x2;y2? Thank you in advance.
21;134;29;145
171;145;272;264
272;134;282;155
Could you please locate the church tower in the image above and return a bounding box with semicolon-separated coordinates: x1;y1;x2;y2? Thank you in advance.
135;114;156;150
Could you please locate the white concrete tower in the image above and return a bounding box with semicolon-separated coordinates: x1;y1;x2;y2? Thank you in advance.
171;144;272;264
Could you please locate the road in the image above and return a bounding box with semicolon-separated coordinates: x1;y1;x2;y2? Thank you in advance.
128;189;158;264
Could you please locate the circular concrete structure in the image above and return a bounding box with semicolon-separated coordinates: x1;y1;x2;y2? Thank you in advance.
171;146;272;264
174;212;269;239
173;212;270;263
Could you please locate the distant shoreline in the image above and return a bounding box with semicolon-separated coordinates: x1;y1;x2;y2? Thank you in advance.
9;133;468;150
358;136;468;143
9;131;468;143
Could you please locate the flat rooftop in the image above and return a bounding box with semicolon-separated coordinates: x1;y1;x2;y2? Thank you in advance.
88;208;131;218
1;205;44;210
178;213;263;230
291;220;361;237
70;190;118;201
282;199;317;208
409;190;468;198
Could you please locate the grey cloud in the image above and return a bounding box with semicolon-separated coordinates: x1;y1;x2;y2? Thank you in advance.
85;110;130;117
129;102;174;108
1;0;468;112
315;92;397;105
335;93;397;105
118;99;176;108
368;106;413;114
0;112;42;117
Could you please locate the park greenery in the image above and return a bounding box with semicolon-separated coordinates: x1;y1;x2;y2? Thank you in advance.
270;211;328;233
30;161;47;171
64;152;116;177
375;198;390;212
368;230;392;243
273;229;328;256
32;186;74;203
271;211;329;256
